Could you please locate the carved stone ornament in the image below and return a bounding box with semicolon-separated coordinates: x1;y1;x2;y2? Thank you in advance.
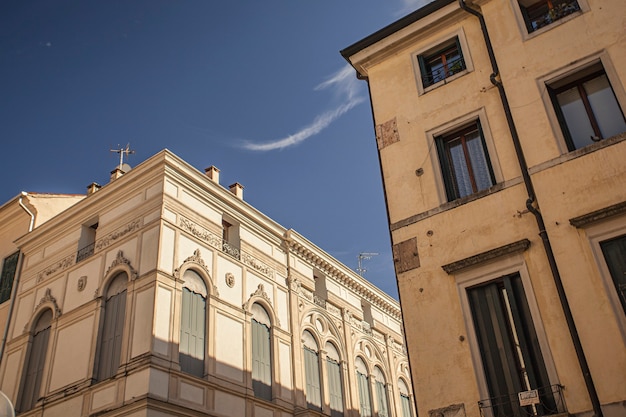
225;272;235;288
77;276;87;291
244;284;280;327
105;250;138;279
27;288;61;332
174;249;210;279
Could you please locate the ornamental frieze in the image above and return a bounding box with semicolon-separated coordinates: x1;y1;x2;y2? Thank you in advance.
37;254;75;283
179;217;221;249
95;218;142;251
241;251;274;280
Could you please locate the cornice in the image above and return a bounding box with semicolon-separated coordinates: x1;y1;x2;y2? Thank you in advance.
285;231;402;320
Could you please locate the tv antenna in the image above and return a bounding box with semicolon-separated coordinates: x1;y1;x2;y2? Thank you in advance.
110;143;135;171
357;252;378;276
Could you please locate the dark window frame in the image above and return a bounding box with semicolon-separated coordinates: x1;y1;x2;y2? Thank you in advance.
435;120;496;202
548;67;626;151
418;37;466;89
519;0;581;33
0;251;20;304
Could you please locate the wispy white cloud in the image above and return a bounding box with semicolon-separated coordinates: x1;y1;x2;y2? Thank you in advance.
395;0;432;16
241;64;364;152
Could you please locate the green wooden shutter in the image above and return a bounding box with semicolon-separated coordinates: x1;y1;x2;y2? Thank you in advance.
180;288;206;377
98;289;126;381
435;135;457;201
357;371;372;417
401;394;413;417
327;359;344;417
376;381;389;417
19;310;51;412
0;251;19;303
304;347;321;409
252;319;272;400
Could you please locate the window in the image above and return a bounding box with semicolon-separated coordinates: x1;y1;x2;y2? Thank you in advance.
76;220;98;263
355;357;372;417
600;234;626;316
97;272;127;381
418;37;466;89
313;272;327;308
221;216;240;260
18;309;52;412
435;120;496;201
468;273;557;417
180;269;207;377
518;0;581;33
0;251;19;304
326;343;344;417
398;379;413;417
303;330;322;410
374;367;389;417
548;64;626;151
251;303;272;400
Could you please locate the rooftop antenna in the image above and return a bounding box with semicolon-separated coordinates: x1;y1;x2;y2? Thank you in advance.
357;252;378;276
110;143;135;171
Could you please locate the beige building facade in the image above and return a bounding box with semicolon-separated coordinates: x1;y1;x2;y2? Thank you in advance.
342;0;626;416
0;150;414;417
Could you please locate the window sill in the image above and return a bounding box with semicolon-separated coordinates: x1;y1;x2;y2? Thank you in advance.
420;69;469;95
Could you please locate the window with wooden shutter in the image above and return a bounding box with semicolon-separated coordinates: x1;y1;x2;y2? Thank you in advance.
251;303;272;400
18;309;52;412
398;379;413;417
180;269;207;377
303;330;321;410
326;342;344;417
356;357;372;417
374;367;389;417
97;272;127;381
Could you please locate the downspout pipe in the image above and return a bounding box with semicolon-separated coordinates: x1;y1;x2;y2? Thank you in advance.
0;192;34;367
457;1;603;416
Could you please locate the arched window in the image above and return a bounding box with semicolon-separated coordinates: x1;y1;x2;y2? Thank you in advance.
97;271;128;381
18;309;52;412
374;367;389;417
303;330;321;410
251;303;272;400
355;357;372;417
399;379;413;417
180;269;207;377
325;342;344;417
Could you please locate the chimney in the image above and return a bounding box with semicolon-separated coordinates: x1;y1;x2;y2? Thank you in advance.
110;167;125;181
205;166;220;183
86;182;101;195
229;182;244;199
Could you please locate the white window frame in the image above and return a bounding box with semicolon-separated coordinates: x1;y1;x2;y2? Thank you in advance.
454;254;559;408
411;27;474;96
510;0;589;40
584;215;626;344
538;51;626;155
426;108;503;205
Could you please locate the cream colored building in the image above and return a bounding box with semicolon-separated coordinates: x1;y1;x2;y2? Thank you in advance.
342;0;626;416
0;150;414;417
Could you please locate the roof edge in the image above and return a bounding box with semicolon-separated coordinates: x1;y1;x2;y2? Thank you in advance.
340;0;455;61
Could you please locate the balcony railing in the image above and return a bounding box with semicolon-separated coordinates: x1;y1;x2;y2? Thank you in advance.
478;384;566;417
525;0;580;33
423;55;466;88
76;242;95;263
222;240;240;260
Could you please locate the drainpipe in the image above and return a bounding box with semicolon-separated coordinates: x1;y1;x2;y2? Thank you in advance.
0;193;34;367
457;1;603;416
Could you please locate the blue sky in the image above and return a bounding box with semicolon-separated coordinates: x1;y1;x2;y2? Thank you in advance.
0;1;428;299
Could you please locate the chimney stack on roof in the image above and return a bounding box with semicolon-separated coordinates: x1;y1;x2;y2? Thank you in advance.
205;166;220;184
229;182;244;199
86;182;101;195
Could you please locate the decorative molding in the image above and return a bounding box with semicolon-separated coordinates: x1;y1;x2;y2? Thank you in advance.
225;272;235;288
569;200;626;228
95;218;142;251
174;249;218;296
244;284;280;327
441;239;531;274
77;276;87;291
37;254;75;283
241;251;274;280
179;217;221;250
34;288;61;318
105;250;138;280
